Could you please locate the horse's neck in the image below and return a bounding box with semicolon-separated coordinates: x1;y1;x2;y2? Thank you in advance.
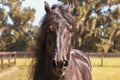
69;49;92;80
63;50;84;80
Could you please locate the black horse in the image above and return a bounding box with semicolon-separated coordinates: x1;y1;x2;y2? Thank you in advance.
30;1;92;80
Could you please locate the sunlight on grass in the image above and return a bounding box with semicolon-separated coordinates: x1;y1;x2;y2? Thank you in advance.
90;57;120;67
0;58;31;80
1;57;120;80
92;67;120;80
1;67;29;80
16;58;32;66
91;57;120;80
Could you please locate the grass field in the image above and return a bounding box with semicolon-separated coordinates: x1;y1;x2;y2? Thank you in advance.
91;57;120;80
0;57;120;80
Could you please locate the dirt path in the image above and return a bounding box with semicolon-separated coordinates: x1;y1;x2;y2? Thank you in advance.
0;67;18;78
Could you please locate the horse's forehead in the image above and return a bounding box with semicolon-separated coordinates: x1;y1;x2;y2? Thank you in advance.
52;5;65;12
48;19;68;31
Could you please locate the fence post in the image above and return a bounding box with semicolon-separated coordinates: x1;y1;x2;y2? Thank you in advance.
8;54;10;67
1;58;3;68
101;54;103;67
14;52;16;65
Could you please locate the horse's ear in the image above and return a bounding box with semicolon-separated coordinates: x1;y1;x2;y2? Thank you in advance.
44;1;51;13
67;3;74;14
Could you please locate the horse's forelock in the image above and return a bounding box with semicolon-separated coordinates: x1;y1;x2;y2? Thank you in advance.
41;4;76;32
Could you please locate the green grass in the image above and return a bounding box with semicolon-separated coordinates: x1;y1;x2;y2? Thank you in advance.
0;57;120;80
91;57;120;80
90;57;120;67
92;66;120;80
0;58;31;80
1;67;29;80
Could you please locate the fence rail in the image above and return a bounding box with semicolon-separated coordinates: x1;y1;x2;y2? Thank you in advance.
16;52;34;58
86;52;120;67
0;52;120;67
87;53;120;57
0;52;16;68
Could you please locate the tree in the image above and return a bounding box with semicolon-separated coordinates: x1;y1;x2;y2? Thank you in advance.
0;0;38;51
59;0;120;53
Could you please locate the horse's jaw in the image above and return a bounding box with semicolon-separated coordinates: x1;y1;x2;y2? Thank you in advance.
52;68;66;77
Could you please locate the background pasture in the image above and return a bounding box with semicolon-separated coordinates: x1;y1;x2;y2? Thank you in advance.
0;57;120;80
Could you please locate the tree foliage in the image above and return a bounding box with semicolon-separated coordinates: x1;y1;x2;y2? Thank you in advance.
59;0;120;53
0;0;38;51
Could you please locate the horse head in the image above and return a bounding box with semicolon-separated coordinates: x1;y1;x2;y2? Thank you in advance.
41;1;76;77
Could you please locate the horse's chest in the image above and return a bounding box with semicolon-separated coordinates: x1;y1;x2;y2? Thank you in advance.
64;59;83;80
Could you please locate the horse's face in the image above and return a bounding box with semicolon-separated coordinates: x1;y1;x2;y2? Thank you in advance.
43;2;75;77
46;22;72;77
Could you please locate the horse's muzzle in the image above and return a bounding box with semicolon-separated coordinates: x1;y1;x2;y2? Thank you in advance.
51;60;68;77
52;60;68;69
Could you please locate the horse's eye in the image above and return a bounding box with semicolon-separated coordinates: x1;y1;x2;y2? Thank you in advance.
52;5;57;9
47;33;56;43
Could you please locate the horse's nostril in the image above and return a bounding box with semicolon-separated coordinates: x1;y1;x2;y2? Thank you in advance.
52;60;68;68
64;60;68;67
52;60;57;68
